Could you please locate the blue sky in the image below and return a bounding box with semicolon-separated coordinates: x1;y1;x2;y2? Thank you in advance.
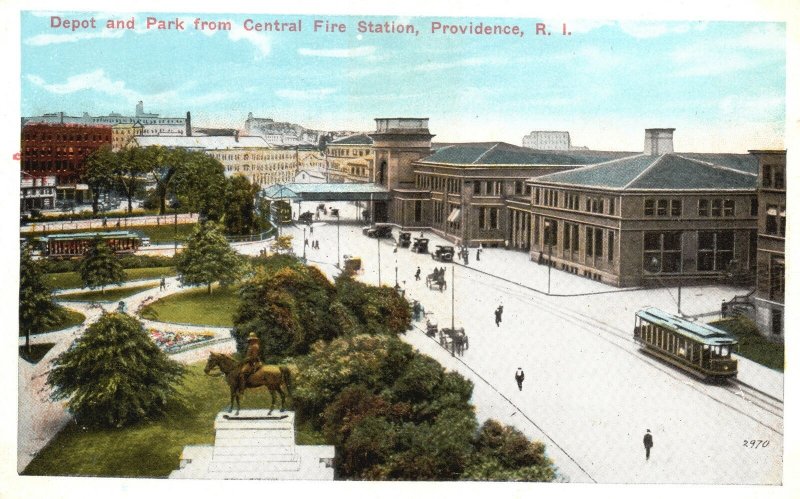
21;11;785;152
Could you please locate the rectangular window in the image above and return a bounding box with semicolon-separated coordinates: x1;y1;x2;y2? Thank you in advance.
595;228;603;258
474;182;482;195
770;256;785;302
414;201;422;222
699;199;709;217
490;208;499;229
644;199;655;216
544;219;558;246
644;232;683;273
608;231;615;262
780;206;786;236
479;207;486;228
765;205;778;234
711;199;722;217
564;222;571;250
657;199;668;216
586;227;594;257
774;167;785;189
515;181;524;195
762;165;773;187
535;188;540;205
723;199;735;217
697;231;734;271
671;200;682;217
609;198;615;215
751;198;758;217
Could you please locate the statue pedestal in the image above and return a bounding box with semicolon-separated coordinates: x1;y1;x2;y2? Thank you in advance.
170;410;334;480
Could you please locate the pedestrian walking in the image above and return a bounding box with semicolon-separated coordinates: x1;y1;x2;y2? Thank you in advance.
463;248;469;265
494;307;502;327
310;226;314;234
415;267;421;281
305;239;309;247
476;248;482;261
159;277;166;291
515;368;525;391
643;430;653;460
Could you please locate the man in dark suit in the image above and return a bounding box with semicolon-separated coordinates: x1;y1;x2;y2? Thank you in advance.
515;368;525;391
643;429;653;460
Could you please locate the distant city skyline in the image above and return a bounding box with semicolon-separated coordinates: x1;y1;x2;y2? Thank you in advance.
21;11;785;152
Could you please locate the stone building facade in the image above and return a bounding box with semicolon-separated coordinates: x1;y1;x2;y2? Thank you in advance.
325;134;374;183
751;150;786;340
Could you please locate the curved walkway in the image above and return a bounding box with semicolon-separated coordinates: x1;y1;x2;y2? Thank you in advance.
17;275;234;473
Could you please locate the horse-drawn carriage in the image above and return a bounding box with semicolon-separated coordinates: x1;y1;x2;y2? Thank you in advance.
431;245;455;262
439;327;469;356
411;238;429;253
426;268;447;291
398;232;412;248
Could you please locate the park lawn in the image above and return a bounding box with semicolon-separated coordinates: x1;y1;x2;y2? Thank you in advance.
20;306;86;337
46;267;176;290
25;223;197;244
22;362;318;477
139;285;240;327
711;317;784;372
57;284;158;303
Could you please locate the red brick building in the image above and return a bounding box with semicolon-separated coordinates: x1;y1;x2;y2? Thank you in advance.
20;123;112;202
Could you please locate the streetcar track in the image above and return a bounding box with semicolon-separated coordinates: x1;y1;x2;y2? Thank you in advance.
452;268;784;435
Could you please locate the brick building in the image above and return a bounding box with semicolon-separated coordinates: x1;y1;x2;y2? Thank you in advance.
20;122;112;203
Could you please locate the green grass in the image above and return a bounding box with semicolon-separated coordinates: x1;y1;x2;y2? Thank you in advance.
711;317;784;371
46;267;176;290
22;363;313;477
20;306;86;336
25;223;197;244
19;343;56;364
57;284;158;303
139;285;240;327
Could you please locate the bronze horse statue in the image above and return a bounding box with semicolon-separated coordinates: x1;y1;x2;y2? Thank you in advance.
203;352;293;415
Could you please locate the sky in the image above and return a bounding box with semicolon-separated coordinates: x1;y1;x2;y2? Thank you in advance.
20;11;786;153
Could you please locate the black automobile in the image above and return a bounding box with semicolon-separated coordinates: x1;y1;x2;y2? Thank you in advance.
298;211;314;224
411;238;430;253
432;245;455;262
362;223;393;238
398;232;412;248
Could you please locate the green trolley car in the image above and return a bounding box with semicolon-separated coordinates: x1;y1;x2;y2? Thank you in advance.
634;307;738;380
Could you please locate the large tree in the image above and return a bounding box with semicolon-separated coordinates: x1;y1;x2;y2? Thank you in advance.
78;237;125;293
171;151;226;221
222;175;263;236
19;245;61;353
176;222;246;294
47;313;185;428
84;144;116;215
115;147;149;213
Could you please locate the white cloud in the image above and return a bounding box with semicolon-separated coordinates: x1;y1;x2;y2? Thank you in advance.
735;24;785;51
275;88;336;100
297;46;376;58
227;23;271;58
26;70;138;100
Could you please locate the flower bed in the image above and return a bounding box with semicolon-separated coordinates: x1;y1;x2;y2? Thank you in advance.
148;329;215;353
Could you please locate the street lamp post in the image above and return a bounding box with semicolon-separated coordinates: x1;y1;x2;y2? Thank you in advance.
544;220;553;294
377;237;382;286
171;200;180;255
335;212;341;269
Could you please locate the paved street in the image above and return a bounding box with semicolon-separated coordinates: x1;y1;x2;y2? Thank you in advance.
267;201;783;484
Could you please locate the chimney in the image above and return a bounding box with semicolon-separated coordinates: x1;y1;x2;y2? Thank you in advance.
185;111;192;137
644;128;675;155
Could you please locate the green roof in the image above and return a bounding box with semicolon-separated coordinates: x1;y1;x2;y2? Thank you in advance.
636;307;737;346
262;182;390;201
535;153;757;191
678;153;759;175
330;133;373;145
418;142;637;166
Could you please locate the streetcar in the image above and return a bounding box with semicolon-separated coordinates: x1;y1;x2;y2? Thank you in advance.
41;231;142;259
633;307;738;380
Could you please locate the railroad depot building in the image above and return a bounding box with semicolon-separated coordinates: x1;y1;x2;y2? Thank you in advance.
751;150;786;339
526;130;759;287
325;133;375;183
369;121;761;289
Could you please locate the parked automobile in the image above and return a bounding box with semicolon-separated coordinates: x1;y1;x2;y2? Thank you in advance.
431;245;455;262
411;238;429;253
362;223;393;238
298;211;314;224
398;232;412;248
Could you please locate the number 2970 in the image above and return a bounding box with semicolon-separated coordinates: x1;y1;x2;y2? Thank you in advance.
743;440;769;449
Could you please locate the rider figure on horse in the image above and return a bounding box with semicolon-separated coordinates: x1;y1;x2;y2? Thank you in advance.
238;333;262;393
